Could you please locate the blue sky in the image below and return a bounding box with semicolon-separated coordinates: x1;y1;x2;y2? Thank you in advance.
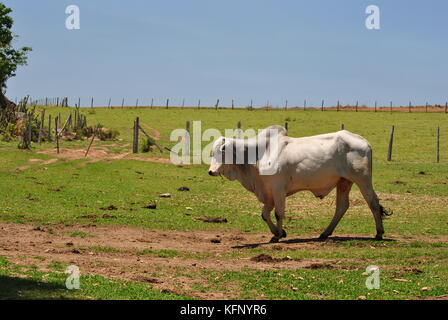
4;0;448;107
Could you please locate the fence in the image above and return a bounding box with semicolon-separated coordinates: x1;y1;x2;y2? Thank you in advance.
131;118;444;163
20;96;448;113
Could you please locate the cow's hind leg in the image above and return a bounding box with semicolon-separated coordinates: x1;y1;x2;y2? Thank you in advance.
270;192;287;243
354;179;388;240
319;178;353;240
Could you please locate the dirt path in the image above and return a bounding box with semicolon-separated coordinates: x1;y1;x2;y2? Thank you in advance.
0;222;359;299
0;222;446;299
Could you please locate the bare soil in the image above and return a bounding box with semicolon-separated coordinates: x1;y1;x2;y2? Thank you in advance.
1;223;446;299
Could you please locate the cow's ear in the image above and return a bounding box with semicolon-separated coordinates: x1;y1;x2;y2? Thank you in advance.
219;137;226;152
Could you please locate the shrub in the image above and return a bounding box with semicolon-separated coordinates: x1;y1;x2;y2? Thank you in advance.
140;136;157;152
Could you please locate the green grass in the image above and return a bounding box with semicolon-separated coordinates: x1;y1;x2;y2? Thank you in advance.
1;106;447;300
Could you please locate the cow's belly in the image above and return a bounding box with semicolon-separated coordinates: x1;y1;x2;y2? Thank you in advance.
284;164;342;199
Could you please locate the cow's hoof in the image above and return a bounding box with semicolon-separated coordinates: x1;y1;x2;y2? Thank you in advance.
269;236;280;243
375;234;383;241
281;229;287;238
318;233;329;241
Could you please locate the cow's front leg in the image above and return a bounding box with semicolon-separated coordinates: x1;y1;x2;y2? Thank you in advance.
270;192;287;243
261;204;278;237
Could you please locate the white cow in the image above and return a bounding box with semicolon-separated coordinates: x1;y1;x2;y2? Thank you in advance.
208;126;391;243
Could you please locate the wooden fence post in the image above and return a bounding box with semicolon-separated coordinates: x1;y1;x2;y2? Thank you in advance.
237;121;241;139
166;99;169;109
387;125;395;161
55;117;59;154
232;99;234;109
436;127;440;163
250;100;253;108
122;98;125;108
38;109;45;144
27;114;33;146
91;97;94;108
425;102;428;113
215;99;219;110
321;100;324;111
374;101;377;113
198;99;201;109
445;102;447;114
409;102;412;113
48;115;52;141
340;124;344;130
136;99;139;108
285;100;288;111
355;101;358;112
337;100;340;112
185;120;190;157
304;99;306;111
284;122;288;134
108;98;111;109
133;117;139;153
151;98;154;108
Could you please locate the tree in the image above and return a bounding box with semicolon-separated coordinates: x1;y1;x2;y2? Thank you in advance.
0;2;31;111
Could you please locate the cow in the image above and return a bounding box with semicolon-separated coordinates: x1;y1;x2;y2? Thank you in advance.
208;126;391;243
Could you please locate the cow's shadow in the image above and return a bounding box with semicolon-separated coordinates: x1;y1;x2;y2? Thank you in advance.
232;235;396;249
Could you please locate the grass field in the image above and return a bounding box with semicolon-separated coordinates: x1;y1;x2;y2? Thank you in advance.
0;106;447;300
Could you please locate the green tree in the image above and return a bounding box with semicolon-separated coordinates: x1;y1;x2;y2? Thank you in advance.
0;2;31;110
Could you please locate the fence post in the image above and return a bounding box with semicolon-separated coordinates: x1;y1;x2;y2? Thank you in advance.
185;120;190;157
78;97;81;109
151;98;154;108
166;99;169;109
136;99;139;108
91;97;94;108
374;101;377;113
337;100;340;112
284;122;288;134
27;114;33;146
250;100;253;108
48;115;52;141
436;127;440;163
387;125;395;161
304;99;306;111
445;102;447;114
237;121;241;139
108;98;111;109
340;124;344;130
198;99;201;109
321;100;324;111
426;102;428;113
409;102;412;113
55;117;59;154
133;117;139;153
355;101;358;112
38;110;45;144
285;100;288;111
232;99;234;109
215;99;219;110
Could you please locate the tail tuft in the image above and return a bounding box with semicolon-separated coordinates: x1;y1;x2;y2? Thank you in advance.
379;204;393;218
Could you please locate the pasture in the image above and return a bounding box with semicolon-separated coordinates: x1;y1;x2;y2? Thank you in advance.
0;106;447;300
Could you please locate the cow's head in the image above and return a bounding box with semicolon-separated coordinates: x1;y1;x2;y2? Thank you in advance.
208;136;227;177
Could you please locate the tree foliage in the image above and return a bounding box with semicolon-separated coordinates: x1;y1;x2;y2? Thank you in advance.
0;2;31;92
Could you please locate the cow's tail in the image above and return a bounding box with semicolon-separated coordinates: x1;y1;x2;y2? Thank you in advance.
369;147;393;219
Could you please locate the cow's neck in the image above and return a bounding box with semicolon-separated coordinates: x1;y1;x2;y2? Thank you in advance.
224;164;266;203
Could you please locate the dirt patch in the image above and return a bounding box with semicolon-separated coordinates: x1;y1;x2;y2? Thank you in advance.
38;148;130;162
0;223;446;299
